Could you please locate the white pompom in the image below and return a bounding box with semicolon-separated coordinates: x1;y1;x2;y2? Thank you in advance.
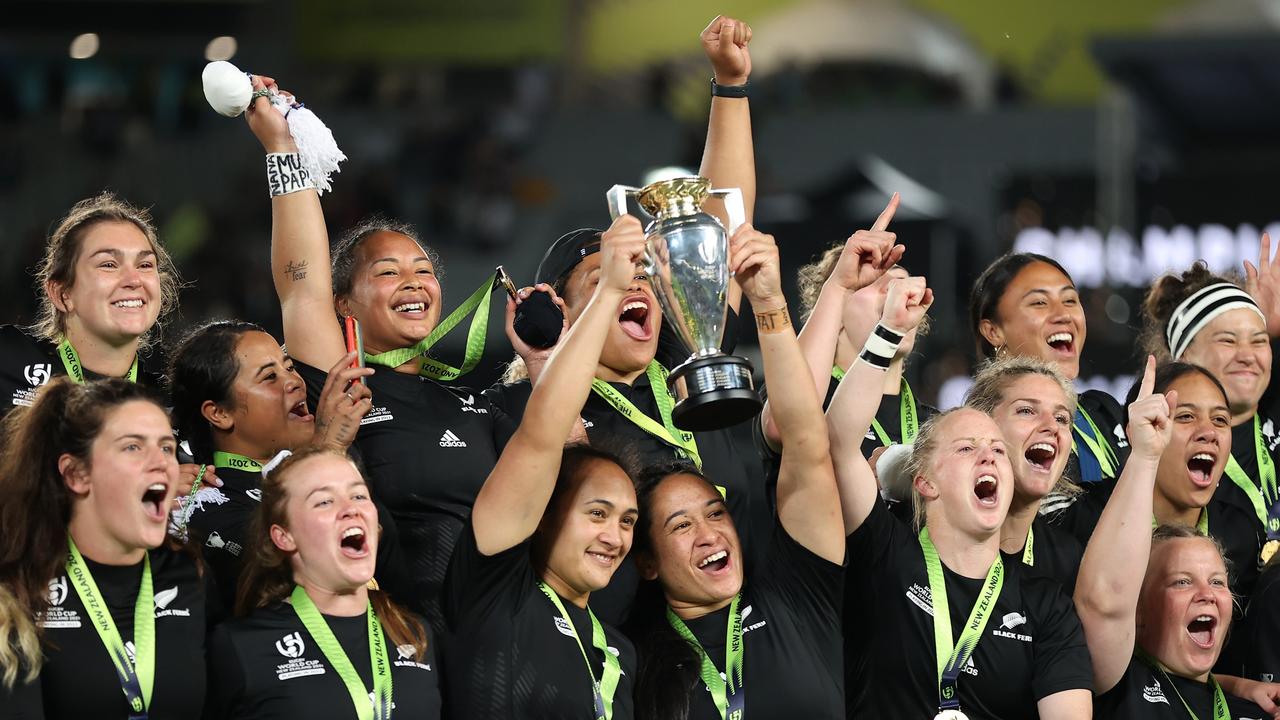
271;94;346;195
876;442;916;503
202;60;252;118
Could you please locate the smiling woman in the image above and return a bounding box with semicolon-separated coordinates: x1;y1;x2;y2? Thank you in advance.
0;378;211;719
970;252;1129;486
0;193;179;419
204;448;441;720
243;72;533;630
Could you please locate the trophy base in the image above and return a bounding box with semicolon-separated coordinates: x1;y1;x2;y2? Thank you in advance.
668;354;762;432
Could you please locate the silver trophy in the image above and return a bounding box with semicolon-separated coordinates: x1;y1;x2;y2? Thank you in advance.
607;176;762;431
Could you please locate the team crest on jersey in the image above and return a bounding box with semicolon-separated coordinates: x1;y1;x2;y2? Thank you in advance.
39;576;80;628
992;611;1032;642
741;604;768;635
153;586;190;618
361;405;394;426
274;631;326;680
1142;676;1169;704
246;488;262;502
393;643;432;671
459;393;488;414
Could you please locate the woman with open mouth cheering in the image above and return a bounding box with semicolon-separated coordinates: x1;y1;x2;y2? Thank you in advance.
441;214;648;719
1077;357;1268;718
204;447;440;720
625;224;847;720
0;378;210;719
836;277;1094;719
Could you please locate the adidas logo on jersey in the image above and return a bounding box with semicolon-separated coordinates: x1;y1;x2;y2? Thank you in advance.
439;430;467;448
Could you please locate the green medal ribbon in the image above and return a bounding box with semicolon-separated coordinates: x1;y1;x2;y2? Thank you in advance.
666;593;745;720
1136;650;1230;720
920;528;1004;712
591;361;702;470
830;367;918;446
212;451;264;473
66;536;154;719
57;338;139;384
1222;415;1280;536
536;581;621;720
1151;509;1210;535
363;273;498;381
290;586;393;720
1071;407;1119;479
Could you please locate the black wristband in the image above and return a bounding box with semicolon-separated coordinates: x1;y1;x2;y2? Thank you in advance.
711;78;750;99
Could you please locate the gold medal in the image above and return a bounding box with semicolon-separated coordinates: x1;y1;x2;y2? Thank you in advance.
1261;539;1280;565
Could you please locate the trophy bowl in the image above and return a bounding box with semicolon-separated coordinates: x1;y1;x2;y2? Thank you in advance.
608;176;762;432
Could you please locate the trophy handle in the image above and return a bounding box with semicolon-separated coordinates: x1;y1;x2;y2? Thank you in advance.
606;185;641;221
709;187;746;235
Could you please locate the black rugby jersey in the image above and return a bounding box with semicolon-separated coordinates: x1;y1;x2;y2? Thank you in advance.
667;524;844;720
1211;412;1279;569
1240;561;1280;682
1048;477;1264;601
442;519;637;720
296;361;516;631
0;325;163;418
204;600;441;720
0;545;208;720
1095;656;1266;719
484;373;761;626
844;501;1093;719
1000;514;1084;594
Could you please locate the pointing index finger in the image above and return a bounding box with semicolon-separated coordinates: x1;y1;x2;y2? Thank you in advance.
870;192;900;233
1137;355;1156;400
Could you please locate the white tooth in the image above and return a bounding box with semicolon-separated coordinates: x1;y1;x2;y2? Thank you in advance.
1191;453;1213;461
699;550;727;568
114;299;143;308
342;528;364;539
148;483;165;491
1047;332;1073;344
1029;443;1056;455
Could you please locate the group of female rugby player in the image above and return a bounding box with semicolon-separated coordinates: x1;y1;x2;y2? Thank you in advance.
1;12;1279;720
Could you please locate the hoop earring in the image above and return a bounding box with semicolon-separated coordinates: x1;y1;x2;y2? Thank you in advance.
995;344;1009;359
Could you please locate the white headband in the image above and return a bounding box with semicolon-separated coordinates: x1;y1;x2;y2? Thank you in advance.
1165;282;1265;361
261;449;293;478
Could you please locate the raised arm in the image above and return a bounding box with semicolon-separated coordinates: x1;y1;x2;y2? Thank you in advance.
470;216;646;555
1074;356;1172;694
698;15;755;313
245;75;344;370
760;195;903;450
729;224;843;562
826;277;931;532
